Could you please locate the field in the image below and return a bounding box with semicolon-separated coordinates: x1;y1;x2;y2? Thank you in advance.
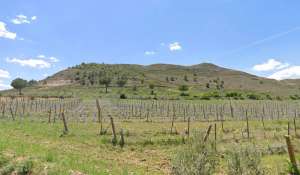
0;97;299;174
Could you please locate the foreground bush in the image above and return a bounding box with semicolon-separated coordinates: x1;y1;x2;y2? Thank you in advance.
0;156;33;175
172;133;219;175
226;145;267;175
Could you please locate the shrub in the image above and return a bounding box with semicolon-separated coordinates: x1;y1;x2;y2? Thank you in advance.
226;92;242;99
172;133;219;175
0;158;33;175
247;93;261;100
178;85;189;92
184;75;188;81
226;145;267;175
116;76;128;87
200;95;211;100
180;92;189;96
15;160;33;175
200;91;221;100
132;85;137;91
290;94;300;100
287;161;300;175
120;93;127;99
266;94;272;100
0;153;8;167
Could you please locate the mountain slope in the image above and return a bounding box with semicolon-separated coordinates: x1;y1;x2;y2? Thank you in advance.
40;63;300;96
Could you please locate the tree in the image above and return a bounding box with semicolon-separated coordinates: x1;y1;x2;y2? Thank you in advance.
88;72;96;86
149;83;155;95
178;85;189;92
28;79;38;86
184;75;189;81
99;76;112;93
11;78;27;95
166;77;169;82
178;85;189;96
214;78;224;90
116;76;128;87
206;83;210;89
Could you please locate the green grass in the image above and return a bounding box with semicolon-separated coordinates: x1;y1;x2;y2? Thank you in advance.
0;118;299;174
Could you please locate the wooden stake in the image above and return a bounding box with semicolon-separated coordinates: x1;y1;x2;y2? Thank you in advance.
246;110;250;140
214;123;217;151
119;129;125;148
285;135;299;173
203;125;212;142
61;112;68;134
187;116;190;137
294;117;297;136
288;122;290;136
48;108;52;124
96;99;104;134
110;116;117;146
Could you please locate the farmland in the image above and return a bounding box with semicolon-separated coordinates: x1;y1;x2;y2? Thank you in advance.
2;1;300;174
0;97;299;174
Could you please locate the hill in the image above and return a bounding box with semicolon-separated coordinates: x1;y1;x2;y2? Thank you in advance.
2;63;300;99
43;63;296;91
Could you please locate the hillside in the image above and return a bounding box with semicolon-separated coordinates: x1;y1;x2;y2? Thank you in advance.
2;63;300;99
42;63;297;93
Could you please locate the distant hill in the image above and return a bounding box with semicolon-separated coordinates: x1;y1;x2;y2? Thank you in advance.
39;62;300;97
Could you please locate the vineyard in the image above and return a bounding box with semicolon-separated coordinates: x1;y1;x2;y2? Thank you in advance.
0;97;299;174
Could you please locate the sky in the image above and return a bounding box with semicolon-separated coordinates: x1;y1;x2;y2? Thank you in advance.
1;0;300;90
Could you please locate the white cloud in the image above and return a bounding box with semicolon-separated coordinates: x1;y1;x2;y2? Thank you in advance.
0;21;17;40
0;69;10;78
0;80;11;90
11;14;37;24
31;16;37;21
6;58;51;69
49;57;59;63
6;55;59;69
37;55;46;58
0;70;11;90
268;66;300;80
169;42;182;51
144;51;156;55
253;59;289;71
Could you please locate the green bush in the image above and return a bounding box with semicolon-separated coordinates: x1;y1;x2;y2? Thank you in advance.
200;96;210;100
226;92;243;99
120;93;127;99
172;133;219;175
178;85;189;91
290;94;300;100
15;160;33;175
0;153;8;167
266;94;273;100
287;161;300;175
0;159;33;175
200;91;221;100
180;92;189;96
247;93;261;100
226;145;267;175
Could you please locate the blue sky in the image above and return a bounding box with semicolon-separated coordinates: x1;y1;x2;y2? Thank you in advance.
1;0;300;89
